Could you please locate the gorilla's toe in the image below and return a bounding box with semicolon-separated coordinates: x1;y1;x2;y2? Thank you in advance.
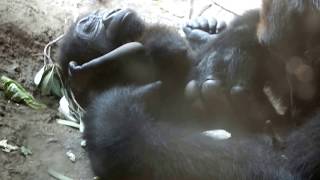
201;79;223;100
230;85;247;96
185;80;201;101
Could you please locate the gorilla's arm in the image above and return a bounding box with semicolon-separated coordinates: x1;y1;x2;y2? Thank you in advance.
68;42;145;77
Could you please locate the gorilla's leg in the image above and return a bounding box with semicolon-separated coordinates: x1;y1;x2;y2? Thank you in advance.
184;10;283;131
84;81;296;180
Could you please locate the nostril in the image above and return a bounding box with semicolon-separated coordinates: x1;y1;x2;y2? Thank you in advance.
201;79;223;99
185;80;201;101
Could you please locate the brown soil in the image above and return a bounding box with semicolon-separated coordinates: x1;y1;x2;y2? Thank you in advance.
0;21;94;179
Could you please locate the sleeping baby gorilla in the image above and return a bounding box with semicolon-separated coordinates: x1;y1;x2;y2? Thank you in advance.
58;0;320;179
59;7;276;131
58;9;193;107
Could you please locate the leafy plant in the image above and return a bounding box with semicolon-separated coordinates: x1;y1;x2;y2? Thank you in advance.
0;76;46;109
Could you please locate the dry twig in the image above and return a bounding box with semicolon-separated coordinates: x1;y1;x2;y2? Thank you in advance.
211;0;240;16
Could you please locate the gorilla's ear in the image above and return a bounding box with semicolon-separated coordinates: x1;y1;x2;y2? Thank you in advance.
68;42;146;77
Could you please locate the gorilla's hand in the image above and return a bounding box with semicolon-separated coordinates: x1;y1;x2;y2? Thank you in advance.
68;41;154;87
183;16;226;44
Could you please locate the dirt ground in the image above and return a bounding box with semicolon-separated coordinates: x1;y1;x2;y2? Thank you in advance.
0;0;259;179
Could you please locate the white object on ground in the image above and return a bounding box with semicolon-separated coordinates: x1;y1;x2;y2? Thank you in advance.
0;139;19;152
34;65;45;86
58;96;77;122
66;150;76;162
202;129;231;140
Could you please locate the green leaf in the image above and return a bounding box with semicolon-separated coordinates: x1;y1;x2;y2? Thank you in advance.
39;65;63;97
0;76;46;109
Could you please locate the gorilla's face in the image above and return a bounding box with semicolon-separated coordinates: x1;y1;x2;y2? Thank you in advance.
75;9;145;54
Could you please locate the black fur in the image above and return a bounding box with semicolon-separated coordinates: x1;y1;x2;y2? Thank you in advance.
284;112;320;180
58;9;192;107
185;10;281;131
84;83;299;180
59;3;320;179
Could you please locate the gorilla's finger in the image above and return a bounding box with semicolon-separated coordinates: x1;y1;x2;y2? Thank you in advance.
185;80;201;101
197;17;209;32
186;29;211;43
201;79;223;100
68;42;145;75
216;21;227;33
68;61;79;77
207;18;217;34
182;26;192;37
188;18;201;29
230;85;246;96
